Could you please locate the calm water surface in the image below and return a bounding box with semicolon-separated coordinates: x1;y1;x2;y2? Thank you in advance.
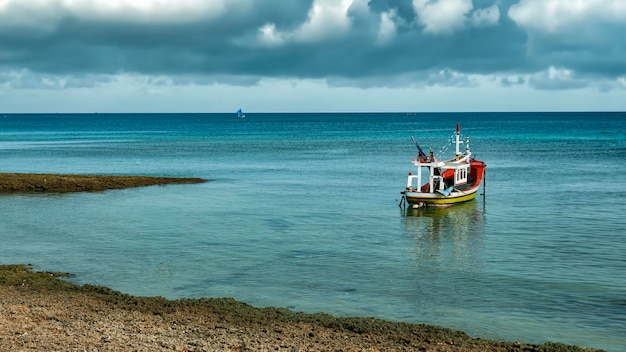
1;112;625;351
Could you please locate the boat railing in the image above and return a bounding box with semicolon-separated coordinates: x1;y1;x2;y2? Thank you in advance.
432;175;445;192
406;173;420;191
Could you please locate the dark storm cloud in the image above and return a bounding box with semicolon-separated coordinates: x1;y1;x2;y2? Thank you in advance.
0;0;624;90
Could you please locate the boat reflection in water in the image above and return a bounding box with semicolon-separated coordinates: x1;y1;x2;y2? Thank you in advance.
401;200;485;272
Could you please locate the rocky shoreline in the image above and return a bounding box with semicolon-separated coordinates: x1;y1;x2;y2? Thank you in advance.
0;265;603;351
0;172;206;193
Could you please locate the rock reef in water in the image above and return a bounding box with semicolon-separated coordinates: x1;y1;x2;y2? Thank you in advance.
0;173;206;193
0;264;605;352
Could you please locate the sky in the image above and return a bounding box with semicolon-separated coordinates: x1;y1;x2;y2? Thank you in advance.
0;0;625;113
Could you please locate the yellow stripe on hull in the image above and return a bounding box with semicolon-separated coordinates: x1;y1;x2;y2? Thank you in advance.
405;189;478;205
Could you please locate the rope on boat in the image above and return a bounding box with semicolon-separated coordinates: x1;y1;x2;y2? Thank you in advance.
436;133;456;159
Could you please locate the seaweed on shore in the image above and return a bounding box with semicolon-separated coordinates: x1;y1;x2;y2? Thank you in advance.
0;264;605;352
0;173;206;193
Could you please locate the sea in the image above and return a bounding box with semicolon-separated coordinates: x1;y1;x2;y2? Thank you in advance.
1;112;625;351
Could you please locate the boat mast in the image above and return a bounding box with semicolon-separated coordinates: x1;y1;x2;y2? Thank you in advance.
455;123;462;156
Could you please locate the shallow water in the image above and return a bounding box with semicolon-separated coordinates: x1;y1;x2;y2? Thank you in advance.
1;112;625;351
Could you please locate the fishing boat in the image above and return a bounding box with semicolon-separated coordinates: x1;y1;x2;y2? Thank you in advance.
236;108;245;118
400;124;486;208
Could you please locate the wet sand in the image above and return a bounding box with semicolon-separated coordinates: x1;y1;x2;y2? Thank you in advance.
0;265;603;351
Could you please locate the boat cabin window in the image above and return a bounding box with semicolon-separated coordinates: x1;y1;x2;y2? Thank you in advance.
455;167;468;184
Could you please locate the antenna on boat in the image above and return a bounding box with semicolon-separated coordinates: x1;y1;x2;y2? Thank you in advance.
410;135;427;159
455;123;463;156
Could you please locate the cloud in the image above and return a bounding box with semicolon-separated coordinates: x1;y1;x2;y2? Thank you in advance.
413;0;474;34
508;0;626;78
528;66;588;90
256;0;357;47
509;0;626;33
411;0;499;34
0;0;623;98
377;10;398;44
0;69;115;90
292;0;354;42
470;4;499;28
258;23;285;47
0;0;235;27
499;75;525;87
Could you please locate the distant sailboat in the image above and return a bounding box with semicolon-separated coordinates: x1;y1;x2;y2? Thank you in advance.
236;108;245;118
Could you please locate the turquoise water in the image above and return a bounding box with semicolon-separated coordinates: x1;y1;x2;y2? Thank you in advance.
1;112;625;351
